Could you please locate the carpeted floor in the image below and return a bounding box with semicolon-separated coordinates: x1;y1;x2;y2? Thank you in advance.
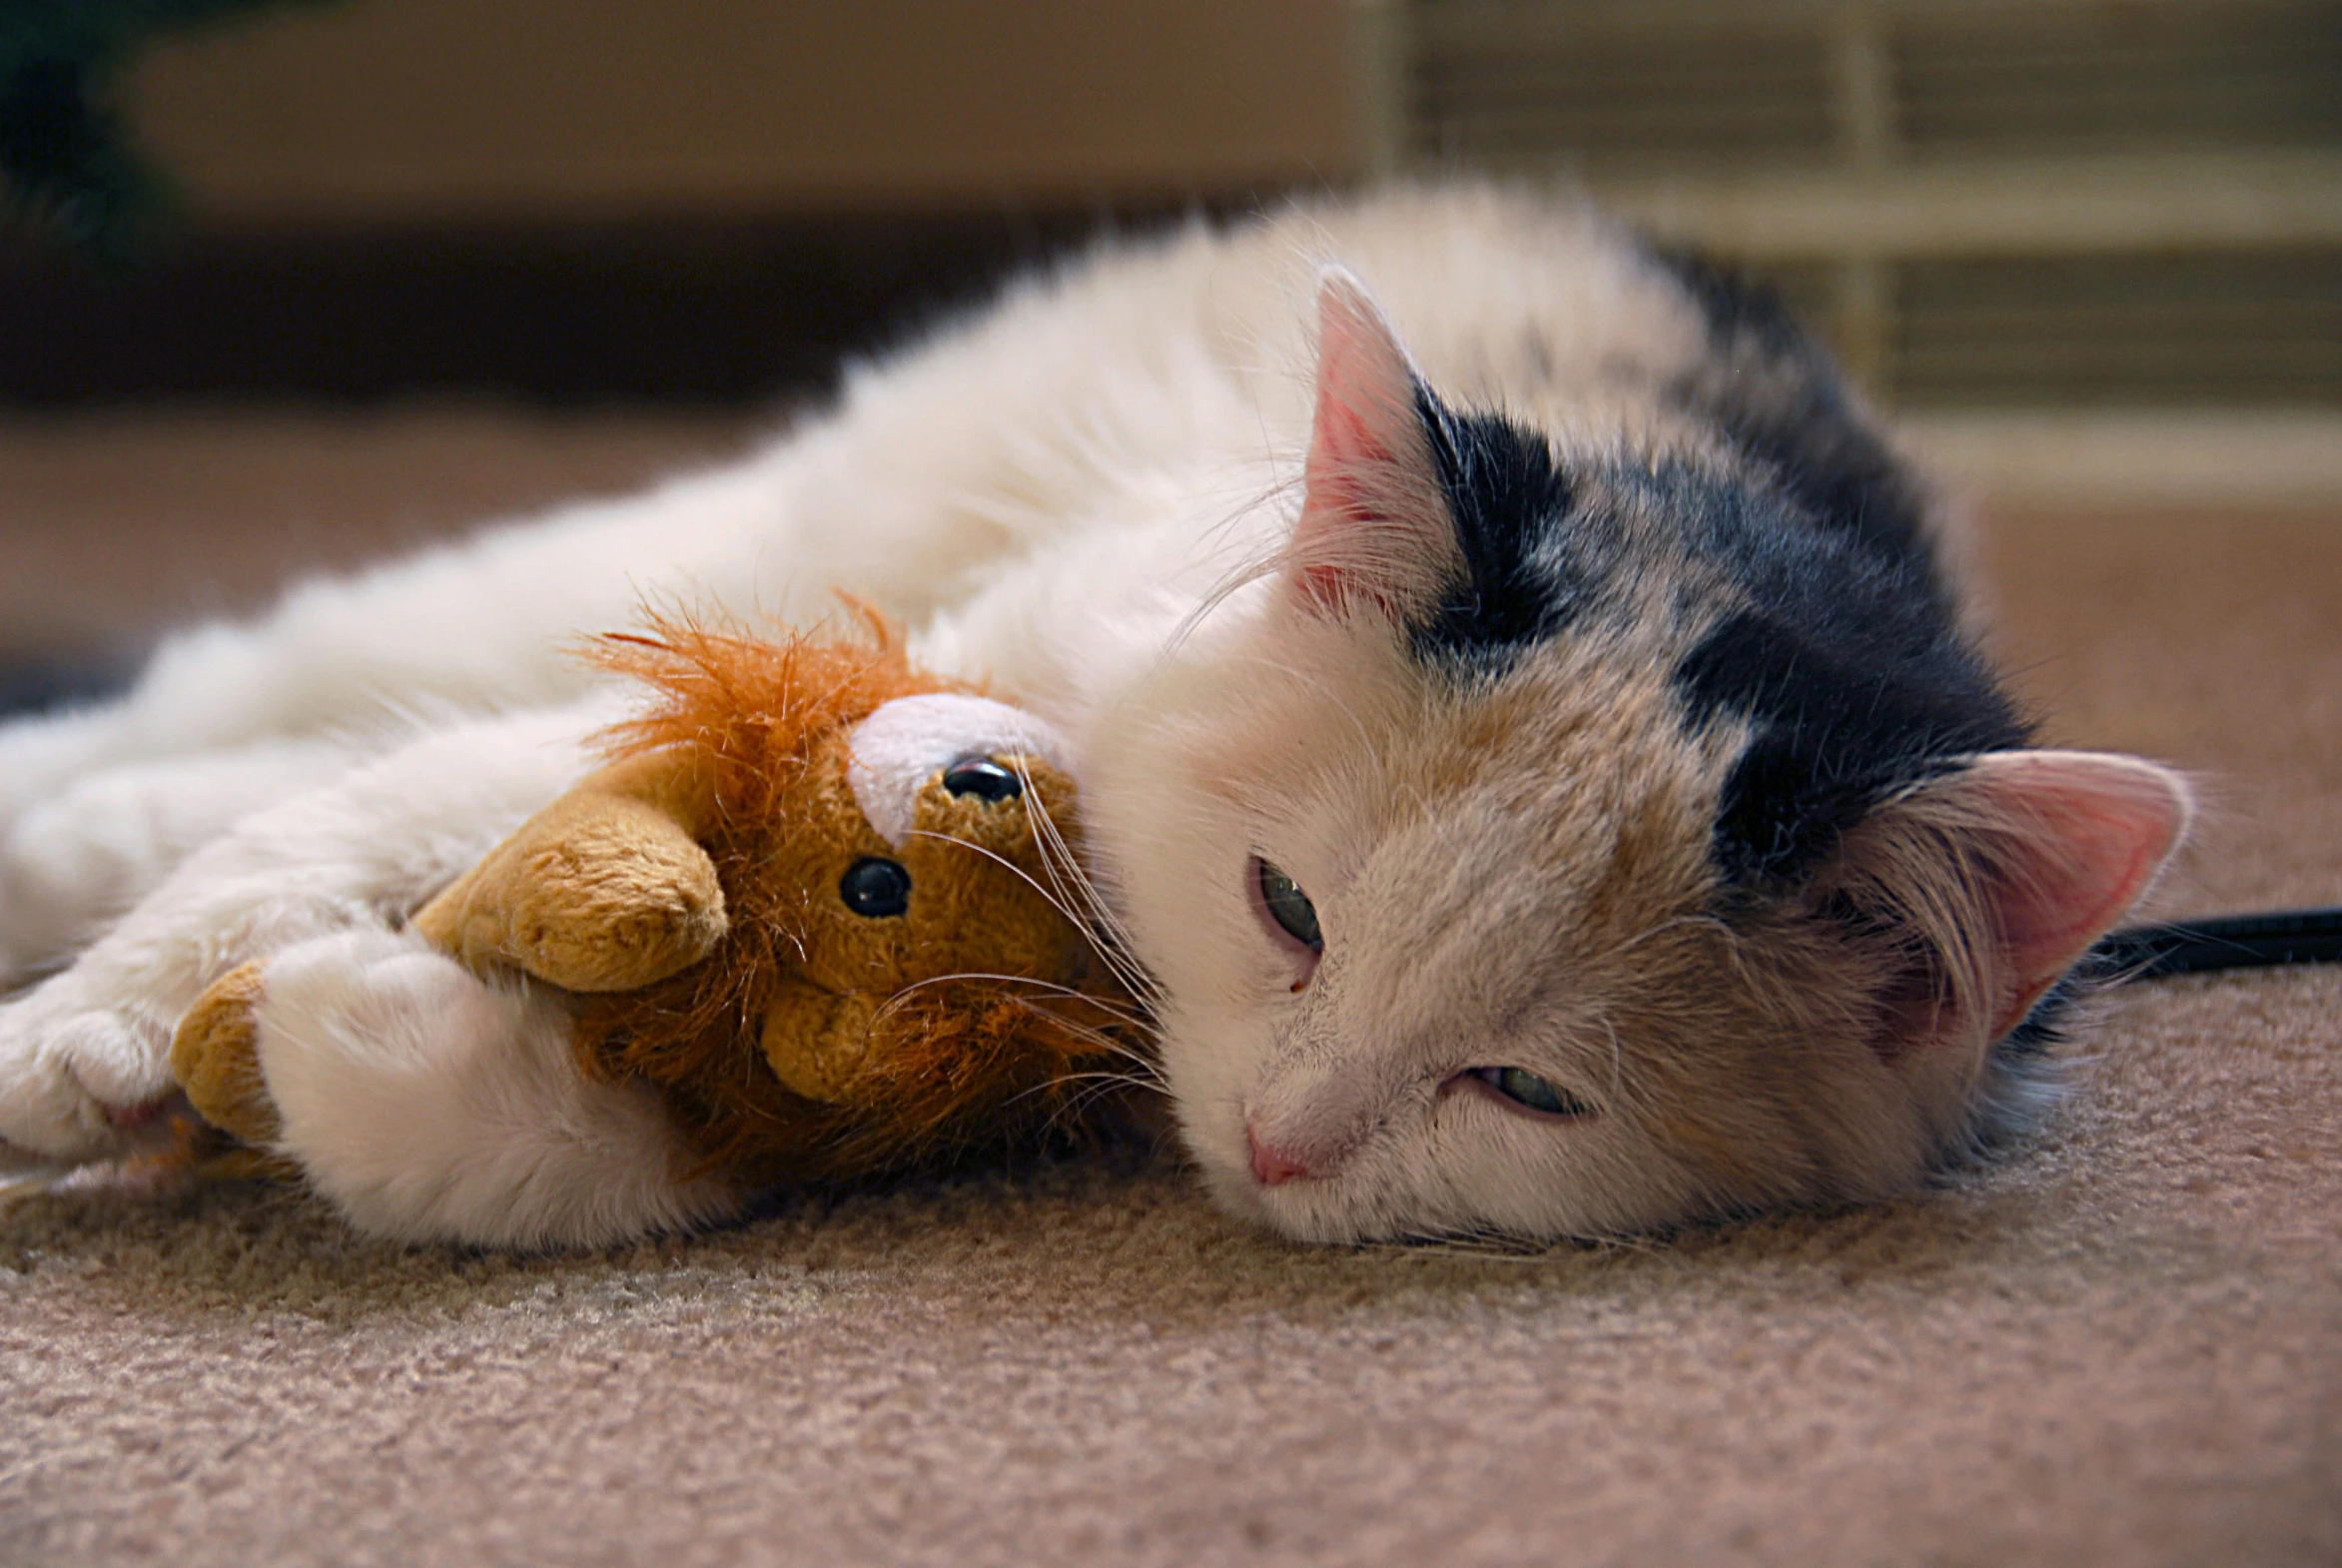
1;413;2338;1566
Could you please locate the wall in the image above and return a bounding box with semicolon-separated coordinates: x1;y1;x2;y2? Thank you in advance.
129;0;1367;221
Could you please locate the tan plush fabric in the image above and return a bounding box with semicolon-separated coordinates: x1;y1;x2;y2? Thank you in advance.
168;961;280;1149
411;749;731;996
2;416;2338;1566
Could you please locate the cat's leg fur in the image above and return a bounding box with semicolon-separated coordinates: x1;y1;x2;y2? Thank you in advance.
0;459;803;985
0;735;365;976
0;700;609;1163
230;926;738;1248
0;456;803;856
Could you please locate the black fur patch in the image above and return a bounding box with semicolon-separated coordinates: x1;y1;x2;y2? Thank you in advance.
1680;609;2027;883
1653;245;1810;360
1999;971;2086;1061
1651;246;1944;595
1640;246;2031;884
1406;384;1581;669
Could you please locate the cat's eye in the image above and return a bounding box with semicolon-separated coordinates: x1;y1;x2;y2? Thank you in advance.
1254;858;1322;951
943;756;1022;803
1468;1066;1593;1119
840;856;912;918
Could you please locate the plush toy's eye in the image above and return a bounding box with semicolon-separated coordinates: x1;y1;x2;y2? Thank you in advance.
942;756;1023;803
1470;1067;1593;1119
1254;858;1322;951
840;857;912;918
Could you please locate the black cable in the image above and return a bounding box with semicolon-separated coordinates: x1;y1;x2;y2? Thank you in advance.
2099;906;2342;980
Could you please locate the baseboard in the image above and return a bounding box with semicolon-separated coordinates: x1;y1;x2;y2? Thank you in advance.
1899;409;2342;511
0;206;1232;407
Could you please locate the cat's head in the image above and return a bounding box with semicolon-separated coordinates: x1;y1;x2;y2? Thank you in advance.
1088;272;2190;1243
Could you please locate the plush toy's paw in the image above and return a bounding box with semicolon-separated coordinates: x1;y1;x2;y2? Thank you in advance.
480;816;728;992
760;978;881;1103
169;960;284;1150
413;751;727;994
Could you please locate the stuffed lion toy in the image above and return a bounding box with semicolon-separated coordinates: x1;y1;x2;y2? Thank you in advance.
163;616;1133;1248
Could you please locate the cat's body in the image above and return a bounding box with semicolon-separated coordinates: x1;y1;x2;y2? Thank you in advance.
0;187;2188;1246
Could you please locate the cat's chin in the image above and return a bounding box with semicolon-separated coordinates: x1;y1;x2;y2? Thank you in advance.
1185;1129;1507;1246
1200;1160;1579;1247
1195;1163;1397;1247
1175;1109;1409;1244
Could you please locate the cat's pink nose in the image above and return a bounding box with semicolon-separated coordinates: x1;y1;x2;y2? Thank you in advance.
1247;1127;1312;1186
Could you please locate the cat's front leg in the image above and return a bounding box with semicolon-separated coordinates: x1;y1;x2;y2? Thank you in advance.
0;701;610;1164
0;449;800;948
0;736;365;979
0;868;372;1164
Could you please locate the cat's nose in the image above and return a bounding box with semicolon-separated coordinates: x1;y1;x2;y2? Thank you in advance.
1247;1126;1313;1186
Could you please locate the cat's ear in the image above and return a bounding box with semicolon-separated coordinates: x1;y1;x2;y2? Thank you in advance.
1283;269;1463;620
1820;750;2192;1053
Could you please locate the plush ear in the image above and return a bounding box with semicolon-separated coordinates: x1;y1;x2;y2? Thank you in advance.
1822;750;2193;1053
1284;269;1463;620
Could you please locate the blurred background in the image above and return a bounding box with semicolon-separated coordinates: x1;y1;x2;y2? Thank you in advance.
2;0;2338;707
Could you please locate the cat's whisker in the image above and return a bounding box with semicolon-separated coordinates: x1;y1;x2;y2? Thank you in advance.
1019;1069;1158;1139
1007;755;1127;941
997;769;1169;1009
865;971;1152;1048
1007;770;1128;941
993;979;1154;1031
1007;998;1160;1058
856;959;1163;1095
1361;1229;1559;1263
1598;1014;1627;1112
899;823;1163;1008
1021;1067;1161;1099
1002;1001;1167;1089
928;765;1146;986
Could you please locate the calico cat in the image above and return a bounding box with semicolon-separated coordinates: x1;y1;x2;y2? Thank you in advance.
0;187;2188;1245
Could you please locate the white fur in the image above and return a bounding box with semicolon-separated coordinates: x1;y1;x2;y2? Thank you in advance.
0;736;360;974
1;188;2086;1246
0;700;615;1161
845;695;1073;849
252;927;736;1248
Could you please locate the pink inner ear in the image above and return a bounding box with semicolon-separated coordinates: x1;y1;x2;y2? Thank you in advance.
1966;751;2193;1035
1294;395;1401;612
1287;270;1456;618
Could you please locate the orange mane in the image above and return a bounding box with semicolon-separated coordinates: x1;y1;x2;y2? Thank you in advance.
575;609;1132;1184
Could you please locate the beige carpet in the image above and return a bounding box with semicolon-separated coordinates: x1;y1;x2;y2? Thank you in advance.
1;413;2338;1566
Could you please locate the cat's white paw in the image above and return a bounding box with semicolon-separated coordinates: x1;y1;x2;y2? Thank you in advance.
0;984;175;1163
254;926;738;1248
